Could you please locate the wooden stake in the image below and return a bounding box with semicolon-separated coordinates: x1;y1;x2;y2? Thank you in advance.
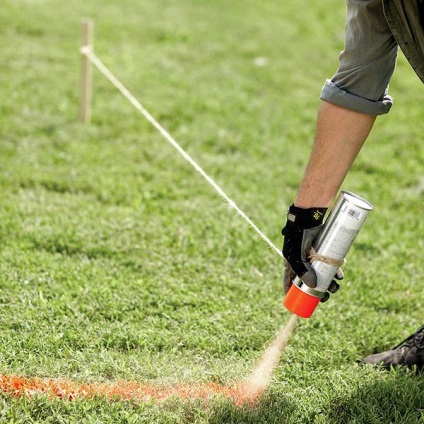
79;20;93;123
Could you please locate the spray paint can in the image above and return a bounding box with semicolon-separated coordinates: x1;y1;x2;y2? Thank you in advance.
283;191;373;318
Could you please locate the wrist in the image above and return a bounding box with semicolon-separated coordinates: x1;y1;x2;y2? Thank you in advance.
285;204;327;229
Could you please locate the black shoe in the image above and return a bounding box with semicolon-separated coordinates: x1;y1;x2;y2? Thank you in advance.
361;325;424;370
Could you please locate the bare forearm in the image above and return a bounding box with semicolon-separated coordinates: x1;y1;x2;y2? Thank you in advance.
295;101;376;208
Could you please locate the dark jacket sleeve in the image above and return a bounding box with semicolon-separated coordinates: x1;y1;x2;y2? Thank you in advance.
383;0;424;83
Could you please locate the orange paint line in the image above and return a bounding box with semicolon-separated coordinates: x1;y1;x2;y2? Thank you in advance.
0;316;297;406
0;374;243;404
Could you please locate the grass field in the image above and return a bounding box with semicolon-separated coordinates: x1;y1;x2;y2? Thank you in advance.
1;0;424;422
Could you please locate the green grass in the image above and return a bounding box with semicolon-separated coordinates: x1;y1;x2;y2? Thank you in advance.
1;0;424;422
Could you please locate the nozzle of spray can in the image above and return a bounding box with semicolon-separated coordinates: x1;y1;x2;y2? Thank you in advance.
283;191;373;318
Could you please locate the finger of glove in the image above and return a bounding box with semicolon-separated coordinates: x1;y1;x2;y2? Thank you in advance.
283;225;320;287
282;227;309;280
301;227;322;263
299;264;318;288
320;292;330;303
283;260;296;294
334;268;344;280
327;280;340;294
299;227;322;288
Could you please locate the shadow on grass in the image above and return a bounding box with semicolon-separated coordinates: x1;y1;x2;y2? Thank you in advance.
323;369;424;424
206;369;424;424
206;393;296;424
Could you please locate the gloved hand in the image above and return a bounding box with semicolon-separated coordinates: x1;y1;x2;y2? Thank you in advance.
282;204;343;302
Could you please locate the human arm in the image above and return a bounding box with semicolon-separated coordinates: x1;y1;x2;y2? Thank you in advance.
294;101;375;208
282;101;376;296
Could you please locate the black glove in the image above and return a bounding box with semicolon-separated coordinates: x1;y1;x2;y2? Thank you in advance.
282;204;343;302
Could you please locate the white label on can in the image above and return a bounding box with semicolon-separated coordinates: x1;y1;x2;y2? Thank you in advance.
347;208;361;220
325;224;358;258
314;224;359;291
312;202;367;292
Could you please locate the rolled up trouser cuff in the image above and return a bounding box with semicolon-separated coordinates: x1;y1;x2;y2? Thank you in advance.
321;80;393;116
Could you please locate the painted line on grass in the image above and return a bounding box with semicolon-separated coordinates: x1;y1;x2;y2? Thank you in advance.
0;315;297;406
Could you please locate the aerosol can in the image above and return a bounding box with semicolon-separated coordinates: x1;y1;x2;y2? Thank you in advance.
284;191;373;318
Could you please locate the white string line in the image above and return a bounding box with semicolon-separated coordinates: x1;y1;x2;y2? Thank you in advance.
81;47;283;258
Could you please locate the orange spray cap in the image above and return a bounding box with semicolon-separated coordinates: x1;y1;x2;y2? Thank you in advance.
283;283;321;318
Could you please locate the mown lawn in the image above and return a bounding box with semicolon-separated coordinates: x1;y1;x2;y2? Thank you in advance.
1;0;423;422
